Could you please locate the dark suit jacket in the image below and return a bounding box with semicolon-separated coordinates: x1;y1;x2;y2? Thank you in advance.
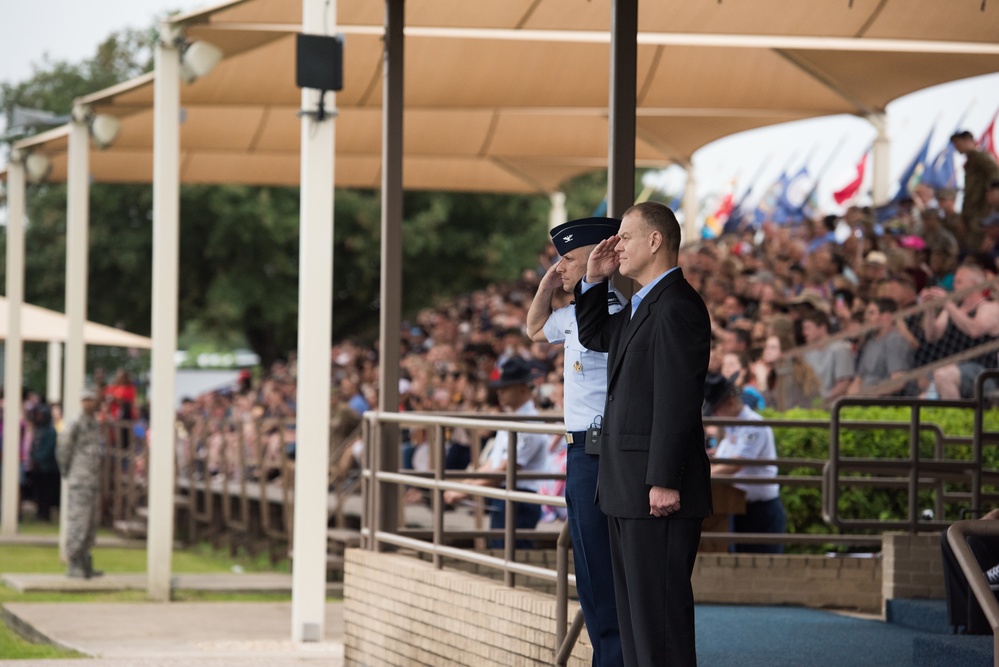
575;268;713;519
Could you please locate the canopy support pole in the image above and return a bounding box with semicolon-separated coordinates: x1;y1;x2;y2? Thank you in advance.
291;0;336;643
376;0;405;547
682;162;699;245
46;342;62;404
1;156;25;537
147;27;181;602
58;111;92;557
869;112;891;205
607;0;637;219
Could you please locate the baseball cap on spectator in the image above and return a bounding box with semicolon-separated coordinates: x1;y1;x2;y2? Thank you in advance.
864;251;888;266
702;372;740;416
899;235;926;251
549;217;621;255
788;289;830;314
487;357;542;389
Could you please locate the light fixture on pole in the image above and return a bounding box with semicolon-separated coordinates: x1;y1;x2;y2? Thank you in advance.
24;153;52;184
88;114;121;149
180;40;223;84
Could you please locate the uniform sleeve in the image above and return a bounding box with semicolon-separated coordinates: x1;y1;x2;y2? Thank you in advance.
543;307;568;344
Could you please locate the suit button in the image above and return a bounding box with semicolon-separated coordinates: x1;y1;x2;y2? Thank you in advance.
608;395;614;402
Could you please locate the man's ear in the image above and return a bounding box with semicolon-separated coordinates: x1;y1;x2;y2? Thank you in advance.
650;230;663;253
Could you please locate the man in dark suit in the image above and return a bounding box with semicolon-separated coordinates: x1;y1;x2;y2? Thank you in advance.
575;201;712;667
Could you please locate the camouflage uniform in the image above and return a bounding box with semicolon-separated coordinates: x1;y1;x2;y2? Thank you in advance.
59;413;104;577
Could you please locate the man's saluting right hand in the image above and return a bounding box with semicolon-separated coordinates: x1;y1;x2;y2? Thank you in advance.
585;235;621;283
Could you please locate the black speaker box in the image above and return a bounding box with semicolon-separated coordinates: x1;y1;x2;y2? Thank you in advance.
296;33;343;92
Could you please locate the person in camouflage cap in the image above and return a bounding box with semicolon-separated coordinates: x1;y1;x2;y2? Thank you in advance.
57;388;105;578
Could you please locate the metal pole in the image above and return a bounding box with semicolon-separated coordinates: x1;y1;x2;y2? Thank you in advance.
46;341;63;404
607;0;637;218
147;27;182;602
0;156;26;537
377;0;404;544
868;112;890;205
682;161;699;245
60;112;91;556
291;0;336;643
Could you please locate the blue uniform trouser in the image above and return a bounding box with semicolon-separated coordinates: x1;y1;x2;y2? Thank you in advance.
566;444;623;667
487;494;541;549
732;497;786;554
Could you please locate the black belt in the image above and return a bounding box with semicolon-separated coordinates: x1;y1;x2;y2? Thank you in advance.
565;430;588;445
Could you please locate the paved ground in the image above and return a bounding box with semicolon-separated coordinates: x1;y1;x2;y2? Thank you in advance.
1;600;344;666
1;572;342;595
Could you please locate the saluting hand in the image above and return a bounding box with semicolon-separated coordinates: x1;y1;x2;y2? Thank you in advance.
585;235;621;283
539;263;562;292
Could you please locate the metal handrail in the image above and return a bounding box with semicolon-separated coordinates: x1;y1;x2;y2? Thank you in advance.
361;408;990;664
947;520;999;666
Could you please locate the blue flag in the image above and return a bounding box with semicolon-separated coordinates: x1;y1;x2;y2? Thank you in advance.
892;128;933;202
754;172;789;225
773;166;814;224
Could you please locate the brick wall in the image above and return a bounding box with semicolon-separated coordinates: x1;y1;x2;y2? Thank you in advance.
344;549;592;667
881;531;945;603
693;553;882;613
344;546;901;666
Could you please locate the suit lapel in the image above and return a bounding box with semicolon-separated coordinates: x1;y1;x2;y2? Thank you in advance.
608;268;686;384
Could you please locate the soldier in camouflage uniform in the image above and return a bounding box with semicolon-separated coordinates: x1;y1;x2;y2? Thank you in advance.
57;389;104;578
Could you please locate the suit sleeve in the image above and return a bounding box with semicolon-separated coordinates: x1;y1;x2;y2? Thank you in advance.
645;291;711;489
575;278;627;353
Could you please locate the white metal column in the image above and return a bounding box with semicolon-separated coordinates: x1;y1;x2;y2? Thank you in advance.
1;156;26;537
46;342;63;404
682;162;699;245
60;112;91;555
147;28;182;602
869;112;891;206
548;192;567;231
291;0;336;643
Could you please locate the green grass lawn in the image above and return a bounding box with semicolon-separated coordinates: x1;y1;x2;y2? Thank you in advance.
0;519;304;658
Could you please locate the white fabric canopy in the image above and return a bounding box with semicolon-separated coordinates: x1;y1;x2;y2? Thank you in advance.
0;296;151;348
7;0;999;193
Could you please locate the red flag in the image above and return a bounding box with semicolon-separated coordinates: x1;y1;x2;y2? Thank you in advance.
833;152;868;205
979;108;998;161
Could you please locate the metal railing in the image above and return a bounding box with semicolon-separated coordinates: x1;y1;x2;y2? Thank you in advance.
358;406;999;664
947;520;999;667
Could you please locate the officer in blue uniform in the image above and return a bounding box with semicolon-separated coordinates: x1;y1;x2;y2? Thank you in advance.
527;216;624;667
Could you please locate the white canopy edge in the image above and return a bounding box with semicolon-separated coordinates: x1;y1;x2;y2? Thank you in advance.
0;296;151;348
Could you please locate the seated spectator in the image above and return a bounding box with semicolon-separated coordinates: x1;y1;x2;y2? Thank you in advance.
720;351;765;410
941;508;999;635
801;310;855;404
847;298;911;396
920;264;999;399
704;373;786;553
752;333;821;411
443;358;549;548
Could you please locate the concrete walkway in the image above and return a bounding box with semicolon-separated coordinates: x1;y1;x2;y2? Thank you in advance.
1;572;344;666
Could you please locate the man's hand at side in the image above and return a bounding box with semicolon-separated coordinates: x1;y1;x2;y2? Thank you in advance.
649;486;681;517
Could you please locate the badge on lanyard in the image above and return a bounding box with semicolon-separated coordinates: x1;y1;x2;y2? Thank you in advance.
573;360;583;372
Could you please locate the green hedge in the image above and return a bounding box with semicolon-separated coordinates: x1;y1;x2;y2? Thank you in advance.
757;405;999;553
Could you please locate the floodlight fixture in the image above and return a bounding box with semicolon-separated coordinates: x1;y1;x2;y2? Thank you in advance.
181;40;223;84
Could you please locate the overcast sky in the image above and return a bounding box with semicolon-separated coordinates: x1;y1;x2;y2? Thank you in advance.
3;1;998;216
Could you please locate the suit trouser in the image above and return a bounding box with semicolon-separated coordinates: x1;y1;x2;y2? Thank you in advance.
608;515;701;667
565;445;622;667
